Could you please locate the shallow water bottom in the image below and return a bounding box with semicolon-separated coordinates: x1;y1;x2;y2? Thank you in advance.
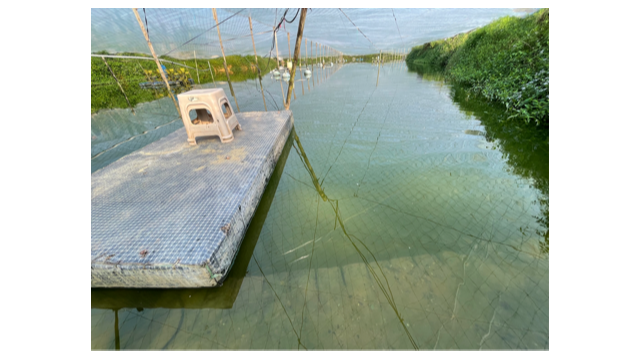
91;63;549;350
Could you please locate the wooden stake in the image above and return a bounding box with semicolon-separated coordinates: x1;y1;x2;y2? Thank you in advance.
274;28;286;108
311;40;315;87
376;50;381;87
285;8;307;110
102;56;135;114
137;60;161;102
292;128;327;202
132;8;180;118
207;61;217;87
287;32;296;100
299;66;304;95
212;8;240;112
305;38;310;92
183;62;195;87
324;45;327;81
249;16;267;111
194;50;200;84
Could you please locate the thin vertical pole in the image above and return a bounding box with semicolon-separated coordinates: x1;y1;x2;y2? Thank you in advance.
183;61;195;87
208;61;217;87
318;43;321;83
114;309;120;351
212;8;240;112
287;32;296;100
132;8;180;118
137;60;160;103
194;50;200;84
305;38;310;92
392;49;394;69
136;61;151;82
249;16;267;111
274;28;286;108
312;41;315;87
376;50;381;87
299;66;304;95
321;45;324;81
285;8;307;110
101;56;135;114
325;45;328;80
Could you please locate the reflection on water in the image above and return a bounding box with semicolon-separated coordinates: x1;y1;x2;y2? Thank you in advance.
447;82;549;255
92;134;294;312
91;63;548;350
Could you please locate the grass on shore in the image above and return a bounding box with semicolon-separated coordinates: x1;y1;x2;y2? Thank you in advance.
91;52;280;114
406;9;549;125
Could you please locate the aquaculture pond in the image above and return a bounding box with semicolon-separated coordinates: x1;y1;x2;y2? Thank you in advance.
91;63;549;350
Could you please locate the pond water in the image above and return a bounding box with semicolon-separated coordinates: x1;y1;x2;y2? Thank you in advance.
91;63;549;350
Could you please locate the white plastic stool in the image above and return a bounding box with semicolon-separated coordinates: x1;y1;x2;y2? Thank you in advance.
177;89;241;145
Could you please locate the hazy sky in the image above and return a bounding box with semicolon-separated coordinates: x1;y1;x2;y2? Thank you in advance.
92;8;537;58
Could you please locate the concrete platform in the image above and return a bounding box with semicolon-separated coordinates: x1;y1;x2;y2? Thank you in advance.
91;110;293;288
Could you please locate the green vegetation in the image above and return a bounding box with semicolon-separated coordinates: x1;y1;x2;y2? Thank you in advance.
406;9;549;125
91;52;279;114
344;53;401;63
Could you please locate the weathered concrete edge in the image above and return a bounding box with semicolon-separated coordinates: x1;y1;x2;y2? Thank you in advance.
91;111;293;288
91;262;215;287
207;111;294;276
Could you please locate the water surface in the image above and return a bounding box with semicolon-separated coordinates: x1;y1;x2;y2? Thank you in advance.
91;63;549;350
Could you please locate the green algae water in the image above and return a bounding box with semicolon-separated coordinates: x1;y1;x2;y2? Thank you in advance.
91;63;549;350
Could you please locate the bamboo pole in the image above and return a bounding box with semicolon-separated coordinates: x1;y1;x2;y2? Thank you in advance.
299;65;304;95
315;42;318;85
287;32;296;100
376;50;381;87
183;61;195;87
297;38;304;96
285;8;307;110
321;45;324;81
212;8;240;112
132;8;181;118
114;309;120;350
325;45;328;80
137;60;161;103
292;128;327;202
391;49;394;69
274;28;286;108
249;16;267;111
208;61;217;87
134;61;147;80
311;41;316;88
102;56;135;114
311;41;315;87
306;39;310;92
194;50;200;84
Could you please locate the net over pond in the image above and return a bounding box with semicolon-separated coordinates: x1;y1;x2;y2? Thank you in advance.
91;63;549;349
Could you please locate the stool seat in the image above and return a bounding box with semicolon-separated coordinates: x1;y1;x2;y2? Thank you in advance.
177;88;241;145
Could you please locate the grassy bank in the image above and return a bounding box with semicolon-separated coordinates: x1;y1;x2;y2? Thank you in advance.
91;52;279;114
406;9;549;125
